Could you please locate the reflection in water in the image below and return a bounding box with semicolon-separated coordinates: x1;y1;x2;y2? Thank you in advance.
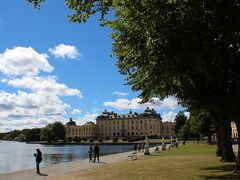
0;141;133;174
44;153;84;164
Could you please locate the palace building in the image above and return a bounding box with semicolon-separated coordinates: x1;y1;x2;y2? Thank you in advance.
65;108;176;140
96;107;175;139
65;118;97;140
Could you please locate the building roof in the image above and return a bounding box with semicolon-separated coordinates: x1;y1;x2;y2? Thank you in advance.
65;118;76;126
96;107;162;120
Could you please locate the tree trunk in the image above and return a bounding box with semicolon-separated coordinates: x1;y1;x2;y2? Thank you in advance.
207;134;212;144
213;120;222;156
219;118;235;162
210;110;235;161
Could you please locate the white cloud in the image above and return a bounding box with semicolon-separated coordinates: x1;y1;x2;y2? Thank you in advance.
0;47;53;77
162;111;177;122
49;44;82;59
0;90;69;118
6;76;82;98
0;116;68;132
71;108;81;115
103;96;179;110
74;113;98;125
112;91;129;97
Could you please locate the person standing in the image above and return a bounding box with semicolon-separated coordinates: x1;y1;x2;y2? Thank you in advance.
88;145;94;162
93;144;100;163
34;148;42;174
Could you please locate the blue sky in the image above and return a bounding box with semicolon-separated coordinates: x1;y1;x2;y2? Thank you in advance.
0;0;184;132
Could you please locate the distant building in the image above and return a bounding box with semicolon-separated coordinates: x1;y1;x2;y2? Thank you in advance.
65;119;97;140
96;107;175;139
231;122;238;139
65;108;176;140
160;121;175;138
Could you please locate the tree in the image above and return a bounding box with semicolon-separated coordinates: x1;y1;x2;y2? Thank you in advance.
28;128;41;141
18;134;26;142
40;126;53;142
27;0;240;162
188;109;214;144
52;121;66;141
174;111;187;137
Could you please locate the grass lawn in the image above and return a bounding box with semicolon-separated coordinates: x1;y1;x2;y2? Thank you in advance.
54;143;240;180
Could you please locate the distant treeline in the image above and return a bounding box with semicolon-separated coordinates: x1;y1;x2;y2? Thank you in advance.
0;121;66;142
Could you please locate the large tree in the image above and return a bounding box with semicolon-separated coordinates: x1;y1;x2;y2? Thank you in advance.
40;125;53;142
27;0;240;161
174;111;187;137
52;122;66;141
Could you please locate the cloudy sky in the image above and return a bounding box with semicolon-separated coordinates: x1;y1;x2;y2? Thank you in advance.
0;1;184;132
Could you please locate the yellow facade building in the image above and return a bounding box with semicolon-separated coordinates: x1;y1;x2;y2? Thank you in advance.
65;108;176;140
96;108;175;139
65;118;97;140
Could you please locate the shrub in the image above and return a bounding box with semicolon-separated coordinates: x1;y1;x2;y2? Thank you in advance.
113;137;118;142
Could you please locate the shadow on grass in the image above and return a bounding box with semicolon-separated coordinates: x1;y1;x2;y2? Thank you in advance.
200;164;240;179
200;173;240;179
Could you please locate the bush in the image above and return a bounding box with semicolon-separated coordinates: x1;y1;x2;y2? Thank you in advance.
148;135;159;139
113;137;118;142
122;137;128;141
75;137;81;142
67;137;72;142
98;139;103;142
89;139;94;142
128;136;142;142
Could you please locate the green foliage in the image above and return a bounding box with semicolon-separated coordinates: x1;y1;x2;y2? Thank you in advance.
18;134;26;142
28;128;41;141
112;137;118;142
188;109;214;137
25;0;45;9
174;111;187;136
40;126;53;142
52;121;66;141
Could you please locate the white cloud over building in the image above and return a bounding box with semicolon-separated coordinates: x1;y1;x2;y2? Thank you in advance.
103;96;179;110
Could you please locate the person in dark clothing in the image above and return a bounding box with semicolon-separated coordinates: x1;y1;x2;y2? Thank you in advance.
234;156;240;173
34;148;42;174
88;145;94;162
93;144;100;163
133;144;137;151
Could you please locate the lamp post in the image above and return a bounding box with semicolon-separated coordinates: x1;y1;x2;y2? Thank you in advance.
144;136;150;155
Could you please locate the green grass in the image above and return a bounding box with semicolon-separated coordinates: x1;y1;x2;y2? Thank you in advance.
51;143;240;180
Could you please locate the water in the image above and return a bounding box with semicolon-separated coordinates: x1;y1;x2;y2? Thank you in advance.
0;141;133;174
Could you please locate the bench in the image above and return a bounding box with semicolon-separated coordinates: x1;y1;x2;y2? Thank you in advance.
127;152;137;160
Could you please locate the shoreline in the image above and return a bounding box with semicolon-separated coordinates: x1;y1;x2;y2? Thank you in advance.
0;146;159;180
26;141;164;146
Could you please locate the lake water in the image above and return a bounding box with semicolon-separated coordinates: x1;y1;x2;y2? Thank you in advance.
0;141;133;174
